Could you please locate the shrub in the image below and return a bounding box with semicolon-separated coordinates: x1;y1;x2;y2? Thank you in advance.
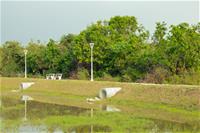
121;67;143;82
142;67;170;84
96;73;120;82
121;73;132;82
76;68;89;80
166;71;200;85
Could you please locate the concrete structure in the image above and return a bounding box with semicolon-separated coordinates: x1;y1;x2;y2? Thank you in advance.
20;82;34;90
99;87;121;99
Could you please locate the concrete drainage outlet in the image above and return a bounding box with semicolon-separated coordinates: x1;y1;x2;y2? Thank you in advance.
99;87;121;99
20;82;35;90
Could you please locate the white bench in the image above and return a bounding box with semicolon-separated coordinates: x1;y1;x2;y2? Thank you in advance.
55;74;62;80
46;73;62;80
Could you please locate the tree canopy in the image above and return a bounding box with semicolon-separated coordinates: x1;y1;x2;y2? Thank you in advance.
1;16;199;84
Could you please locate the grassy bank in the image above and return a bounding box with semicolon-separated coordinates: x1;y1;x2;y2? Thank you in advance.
1;77;200;132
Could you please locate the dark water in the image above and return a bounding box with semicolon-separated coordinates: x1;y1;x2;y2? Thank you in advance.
1;96;199;133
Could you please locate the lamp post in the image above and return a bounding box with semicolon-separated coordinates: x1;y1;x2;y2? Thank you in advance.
89;43;94;81
24;49;28;78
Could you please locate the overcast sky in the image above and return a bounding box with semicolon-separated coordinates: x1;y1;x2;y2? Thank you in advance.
1;1;199;44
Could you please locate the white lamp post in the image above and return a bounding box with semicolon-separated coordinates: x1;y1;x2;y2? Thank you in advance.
89;43;94;81
24;49;28;78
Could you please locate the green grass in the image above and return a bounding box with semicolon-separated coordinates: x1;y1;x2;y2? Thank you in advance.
1;77;200;132
44;111;154;132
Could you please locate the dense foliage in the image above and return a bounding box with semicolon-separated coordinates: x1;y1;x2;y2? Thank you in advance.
1;16;200;84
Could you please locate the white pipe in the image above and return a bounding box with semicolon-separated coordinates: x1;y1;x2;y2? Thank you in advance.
99;87;121;99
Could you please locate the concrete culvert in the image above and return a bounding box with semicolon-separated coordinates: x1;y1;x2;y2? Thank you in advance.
99;87;121;99
20;82;35;90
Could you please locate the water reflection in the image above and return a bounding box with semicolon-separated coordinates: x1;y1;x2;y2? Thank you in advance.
18;124;47;133
1;97;199;133
1;97;88;120
100;104;121;112
69;125;112;133
21;95;33;121
90;108;94;118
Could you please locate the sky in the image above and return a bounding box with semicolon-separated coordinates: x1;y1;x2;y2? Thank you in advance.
1;0;199;44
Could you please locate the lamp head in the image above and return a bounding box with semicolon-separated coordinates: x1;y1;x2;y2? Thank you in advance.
24;49;28;54
89;43;94;48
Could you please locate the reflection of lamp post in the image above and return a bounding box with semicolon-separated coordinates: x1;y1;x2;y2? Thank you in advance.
90;124;93;133
89;43;94;81
90;108;93;118
22;96;28;121
24;99;27;121
22;95;33;121
90;108;93;133
24;49;28;78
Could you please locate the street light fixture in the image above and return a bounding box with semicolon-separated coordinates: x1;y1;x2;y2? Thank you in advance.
24;49;28;78
89;43;94;81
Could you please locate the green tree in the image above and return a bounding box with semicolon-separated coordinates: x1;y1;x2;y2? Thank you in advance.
26;41;46;75
152;22;167;45
0;16;199;84
60;34;76;49
0;41;24;76
44;39;61;73
72;20;112;76
165;23;200;74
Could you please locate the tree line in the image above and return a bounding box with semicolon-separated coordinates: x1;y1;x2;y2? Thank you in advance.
1;16;200;84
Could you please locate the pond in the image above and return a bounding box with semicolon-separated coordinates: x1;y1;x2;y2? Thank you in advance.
1;96;199;133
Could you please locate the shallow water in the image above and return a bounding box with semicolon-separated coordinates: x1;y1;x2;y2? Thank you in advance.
4;123;111;133
1;96;199;133
1;97;112;133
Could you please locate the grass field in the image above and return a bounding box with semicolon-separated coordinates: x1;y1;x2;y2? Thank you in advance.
1;77;200;132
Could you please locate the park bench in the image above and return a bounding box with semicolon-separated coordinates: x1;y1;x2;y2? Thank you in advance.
46;73;62;80
55;73;62;80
